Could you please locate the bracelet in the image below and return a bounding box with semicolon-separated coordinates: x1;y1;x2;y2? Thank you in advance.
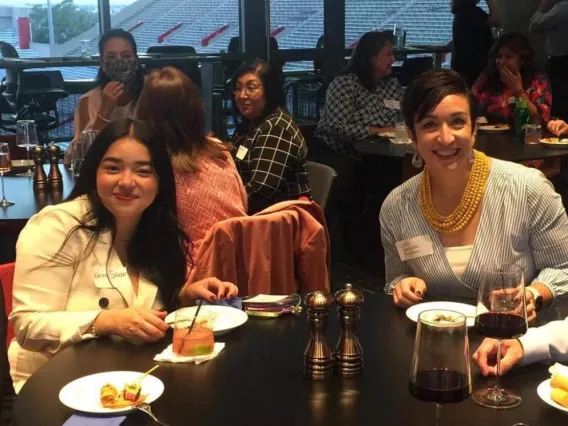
97;113;110;123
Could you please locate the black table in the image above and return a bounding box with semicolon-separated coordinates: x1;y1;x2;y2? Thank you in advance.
13;294;566;426
354;132;568;162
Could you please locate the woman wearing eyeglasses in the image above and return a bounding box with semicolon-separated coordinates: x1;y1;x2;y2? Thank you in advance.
231;59;311;214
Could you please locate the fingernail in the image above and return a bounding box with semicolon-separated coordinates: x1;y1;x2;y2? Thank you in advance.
416;291;423;297
209;295;217;302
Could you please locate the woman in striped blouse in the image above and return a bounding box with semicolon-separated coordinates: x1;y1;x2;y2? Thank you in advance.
380;69;568;323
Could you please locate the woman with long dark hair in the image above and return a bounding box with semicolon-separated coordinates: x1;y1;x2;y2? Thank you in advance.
137;67;247;261
65;28;145;162
231;59;311;214
8;119;237;391
472;32;552;124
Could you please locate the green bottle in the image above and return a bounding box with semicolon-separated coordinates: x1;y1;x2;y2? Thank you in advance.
515;98;529;136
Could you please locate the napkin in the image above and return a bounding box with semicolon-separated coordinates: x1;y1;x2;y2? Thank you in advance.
62;414;126;426
154;342;225;364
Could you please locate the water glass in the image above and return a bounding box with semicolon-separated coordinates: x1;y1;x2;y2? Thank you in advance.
0;143;15;207
172;308;215;357
80;40;92;59
524;124;541;145
16;120;38;177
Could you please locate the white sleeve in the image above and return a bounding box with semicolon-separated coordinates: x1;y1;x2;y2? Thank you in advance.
520;318;568;365
9;207;100;356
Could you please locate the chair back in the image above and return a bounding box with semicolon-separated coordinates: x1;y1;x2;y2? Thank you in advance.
0;263;15;346
307;161;336;211
146;45;201;88
399;56;434;87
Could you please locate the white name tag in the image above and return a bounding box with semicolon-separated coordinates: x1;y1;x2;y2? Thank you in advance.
384;99;400;110
508;96;516;105
395;235;434;261
236;145;248;160
94;266;128;289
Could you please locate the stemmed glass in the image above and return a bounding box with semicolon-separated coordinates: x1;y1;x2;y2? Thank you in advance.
409;309;472;426
0;143;15;207
16;120;38;177
473;263;527;409
71;129;97;178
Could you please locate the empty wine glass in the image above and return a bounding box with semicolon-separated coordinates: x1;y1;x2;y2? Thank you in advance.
16;120;38;177
0;143;15;207
409;309;472;426
473;263;527;409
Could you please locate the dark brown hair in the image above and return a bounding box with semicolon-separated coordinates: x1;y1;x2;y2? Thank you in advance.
136;67;227;173
401;68;478;135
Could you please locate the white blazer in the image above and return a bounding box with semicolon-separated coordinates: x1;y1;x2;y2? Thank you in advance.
8;196;163;391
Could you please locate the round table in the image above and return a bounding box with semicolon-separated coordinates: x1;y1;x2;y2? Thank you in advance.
12;294;567;426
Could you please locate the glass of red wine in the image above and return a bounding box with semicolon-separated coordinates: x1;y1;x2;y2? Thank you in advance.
409;309;472;426
473;263;527;409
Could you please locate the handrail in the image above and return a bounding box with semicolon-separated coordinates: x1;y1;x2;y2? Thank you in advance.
201;24;230;47
157;22;183;43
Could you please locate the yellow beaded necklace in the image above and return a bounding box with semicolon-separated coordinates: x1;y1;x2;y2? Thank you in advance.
420;150;490;234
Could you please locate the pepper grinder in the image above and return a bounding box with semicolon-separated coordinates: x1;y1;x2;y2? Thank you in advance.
303;291;334;380
334;283;364;377
47;143;62;189
32;145;48;191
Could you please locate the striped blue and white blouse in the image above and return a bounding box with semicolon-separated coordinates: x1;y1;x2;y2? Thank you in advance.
380;158;568;321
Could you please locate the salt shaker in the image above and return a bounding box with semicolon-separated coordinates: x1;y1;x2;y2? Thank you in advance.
47;143;62;189
303;291;334;380
32;145;48;191
334;283;364;377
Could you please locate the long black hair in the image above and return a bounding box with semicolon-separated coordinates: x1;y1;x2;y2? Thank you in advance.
480;32;538;94
231;59;287;132
94;28;145;100
342;31;393;91
62;119;189;310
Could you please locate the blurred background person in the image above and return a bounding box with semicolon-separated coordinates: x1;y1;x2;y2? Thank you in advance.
451;0;500;87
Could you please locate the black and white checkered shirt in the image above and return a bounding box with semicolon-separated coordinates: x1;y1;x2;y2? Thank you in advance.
315;72;404;160
232;108;311;214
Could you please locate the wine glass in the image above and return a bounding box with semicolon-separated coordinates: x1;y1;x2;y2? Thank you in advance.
0;143;15;207
473;263;527;409
16;120;38;177
409;309;472;426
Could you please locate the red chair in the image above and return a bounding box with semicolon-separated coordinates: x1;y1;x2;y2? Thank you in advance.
0;263;15;346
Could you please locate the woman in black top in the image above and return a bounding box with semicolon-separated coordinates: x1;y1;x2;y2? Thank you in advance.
451;0;500;87
231;60;311;214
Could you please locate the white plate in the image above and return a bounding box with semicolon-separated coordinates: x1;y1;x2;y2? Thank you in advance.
537;379;568;414
478;124;510;132
59;371;164;414
539;138;568;148
165;305;248;336
406;302;476;327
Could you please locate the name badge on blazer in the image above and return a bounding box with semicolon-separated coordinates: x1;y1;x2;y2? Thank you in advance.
395;235;434;261
384;99;400;110
94;266;128;289
236;145;249;160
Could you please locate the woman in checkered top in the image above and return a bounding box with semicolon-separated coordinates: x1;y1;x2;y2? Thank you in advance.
231;60;311;214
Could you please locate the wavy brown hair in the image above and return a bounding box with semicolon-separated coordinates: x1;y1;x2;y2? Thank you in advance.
136;67;227;173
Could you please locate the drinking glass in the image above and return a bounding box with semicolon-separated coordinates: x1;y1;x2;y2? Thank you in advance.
524;124;541;145
473;263;527;409
16;120;38;177
409;309;471;426
172;308;215;357
0;143;15;207
393;111;410;144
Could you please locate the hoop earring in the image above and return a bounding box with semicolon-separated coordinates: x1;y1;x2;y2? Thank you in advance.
412;152;423;168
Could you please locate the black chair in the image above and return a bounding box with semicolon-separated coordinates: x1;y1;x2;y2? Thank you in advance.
146;45;201;89
225;36;242;83
313;35;324;75
0;41;20;108
399;56;434;87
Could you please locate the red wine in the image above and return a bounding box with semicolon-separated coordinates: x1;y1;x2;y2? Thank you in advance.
475;312;527;339
409;369;470;404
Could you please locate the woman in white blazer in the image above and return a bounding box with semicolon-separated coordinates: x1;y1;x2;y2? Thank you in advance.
9;119;237;391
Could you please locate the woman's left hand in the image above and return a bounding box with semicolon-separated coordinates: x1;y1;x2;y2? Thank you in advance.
180;277;238;303
499;66;523;94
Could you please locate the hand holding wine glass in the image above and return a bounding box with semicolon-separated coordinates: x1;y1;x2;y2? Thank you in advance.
409;309;472;426
473;263;527;409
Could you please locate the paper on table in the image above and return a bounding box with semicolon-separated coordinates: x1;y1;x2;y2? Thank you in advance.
243;294;288;303
62;414;126;426
154;342;225;364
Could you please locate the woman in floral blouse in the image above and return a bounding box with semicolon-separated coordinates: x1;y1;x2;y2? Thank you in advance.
472;32;552;125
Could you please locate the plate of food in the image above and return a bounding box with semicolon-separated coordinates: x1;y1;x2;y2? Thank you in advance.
539;137;568;148
165;305;248;336
406;301;476;327
59;370;164;414
477;124;510;132
537;364;568;414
